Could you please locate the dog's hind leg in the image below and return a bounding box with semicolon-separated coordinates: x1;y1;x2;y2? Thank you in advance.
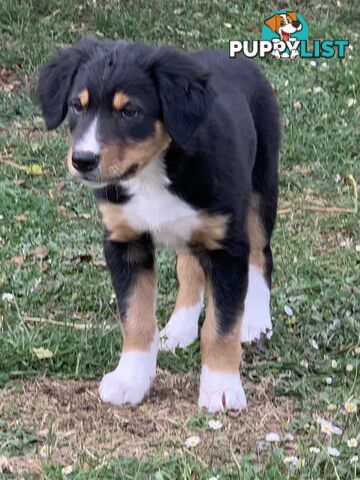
241;193;275;343
159;250;205;351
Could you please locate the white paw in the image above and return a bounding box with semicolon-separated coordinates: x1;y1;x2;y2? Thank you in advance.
241;265;272;343
159;297;203;351
272;50;281;59
290;50;299;59
99;332;158;406
198;366;247;412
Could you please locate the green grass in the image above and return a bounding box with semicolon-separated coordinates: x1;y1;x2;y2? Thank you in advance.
0;0;359;478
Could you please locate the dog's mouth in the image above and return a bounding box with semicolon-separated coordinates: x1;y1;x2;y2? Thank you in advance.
281;31;290;41
74;163;140;187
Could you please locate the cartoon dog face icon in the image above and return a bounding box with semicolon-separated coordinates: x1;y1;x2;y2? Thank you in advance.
264;11;302;42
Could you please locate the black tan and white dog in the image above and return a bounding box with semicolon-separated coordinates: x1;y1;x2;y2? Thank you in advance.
37;38;280;412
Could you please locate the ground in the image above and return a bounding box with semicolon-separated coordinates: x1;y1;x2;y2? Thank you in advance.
0;0;359;479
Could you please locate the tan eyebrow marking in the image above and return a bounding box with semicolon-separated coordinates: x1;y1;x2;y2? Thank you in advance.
78;88;89;108
113;91;129;111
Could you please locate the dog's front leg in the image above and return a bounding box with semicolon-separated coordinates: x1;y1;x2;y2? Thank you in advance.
99;233;158;406
198;247;249;412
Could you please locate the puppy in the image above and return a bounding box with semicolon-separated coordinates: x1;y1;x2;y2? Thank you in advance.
37;38;280;412
264;11;303;59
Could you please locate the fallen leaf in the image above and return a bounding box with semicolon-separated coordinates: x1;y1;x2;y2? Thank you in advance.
25;164;43;176
14;215;27;222
32;347;53;359
4;256;24;267
14;179;26;185
55;181;65;191
30;246;49;259
71;253;94;263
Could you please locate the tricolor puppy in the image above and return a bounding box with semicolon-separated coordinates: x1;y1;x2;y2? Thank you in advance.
37;38;280;412
265;11;302;59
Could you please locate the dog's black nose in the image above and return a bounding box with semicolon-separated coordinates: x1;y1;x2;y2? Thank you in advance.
72;151;100;172
292;20;300;28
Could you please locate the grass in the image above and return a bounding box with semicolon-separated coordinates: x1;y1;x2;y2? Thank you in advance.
0;0;359;478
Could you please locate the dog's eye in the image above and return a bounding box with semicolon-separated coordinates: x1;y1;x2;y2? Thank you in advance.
72;100;85;115
280;19;285;25
121;105;141;118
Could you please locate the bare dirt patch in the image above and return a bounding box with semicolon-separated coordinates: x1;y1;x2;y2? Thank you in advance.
0;371;295;474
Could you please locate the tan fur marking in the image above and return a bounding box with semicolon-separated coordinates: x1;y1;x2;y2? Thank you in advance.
174;251;205;310
247;193;266;271
100;121;170;181
201;285;242;373
113;91;130;111
287;11;298;22
122;270;157;352
191;213;229;250
79;88;89;108
98;203;138;242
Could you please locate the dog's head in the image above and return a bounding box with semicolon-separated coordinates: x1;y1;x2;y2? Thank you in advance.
37;38;212;186
264;12;302;41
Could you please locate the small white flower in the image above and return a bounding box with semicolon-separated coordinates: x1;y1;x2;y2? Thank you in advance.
296;458;305;468
309;447;321;454
223;22;232;29
61;465;74;477
2;293;15;302
310;60;317;67
347;438;358;448
334;174;342;183
344;401;357;413
355;346;360;355
284;305;293;316
350;455;359;464
300;359;309;369
327;446;341;457
320;420;342;436
266;432;280;442
347;98;356;107
208;477;219;480
346;363;354;373
284;455;298;465
325;377;333;385
284;433;294;442
184;435;201;448
39;444;50;458
313;86;323;94
208;419;222;431
331;360;338;369
311;339;319;350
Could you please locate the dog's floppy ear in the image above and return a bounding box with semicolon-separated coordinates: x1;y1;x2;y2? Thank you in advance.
37;38;100;130
264;14;279;32
287;11;298;22
148;46;212;146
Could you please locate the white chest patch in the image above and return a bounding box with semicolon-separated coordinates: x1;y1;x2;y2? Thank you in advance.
120;159;200;248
